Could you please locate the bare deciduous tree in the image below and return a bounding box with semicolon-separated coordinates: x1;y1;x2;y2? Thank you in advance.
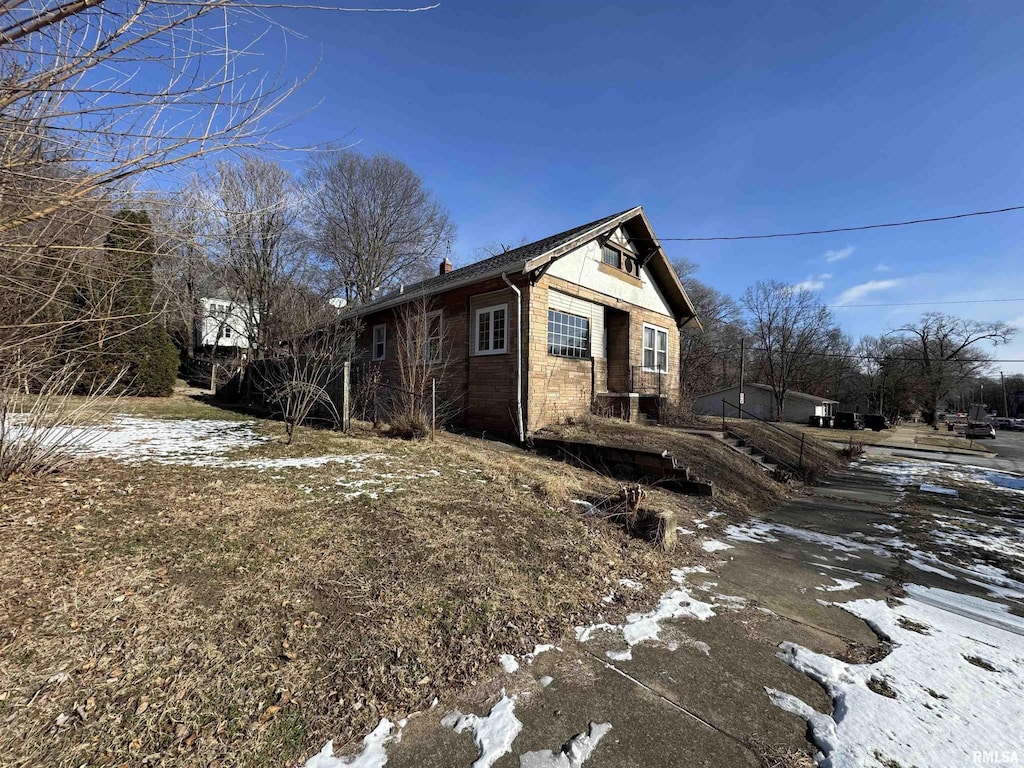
742;279;835;421
888;313;1013;423
305;150;455;305
152;179;215;357
208;156;310;357
672;257;744;399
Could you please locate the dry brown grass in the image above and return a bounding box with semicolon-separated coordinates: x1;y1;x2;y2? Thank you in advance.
0;414;701;767
537;416;791;518
726;420;843;481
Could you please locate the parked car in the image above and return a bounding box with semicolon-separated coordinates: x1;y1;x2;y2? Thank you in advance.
1011;419;1024;432
863;414;890;431
965;422;996;440
834;412;864;430
993;417;1014;430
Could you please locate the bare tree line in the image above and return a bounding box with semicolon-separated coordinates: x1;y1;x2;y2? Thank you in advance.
0;0;443;476
676;260;1014;423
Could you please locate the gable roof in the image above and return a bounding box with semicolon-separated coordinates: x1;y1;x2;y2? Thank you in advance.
698;383;839;404
344;206;699;323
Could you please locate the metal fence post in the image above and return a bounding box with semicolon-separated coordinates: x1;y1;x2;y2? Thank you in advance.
799;434;805;469
722;399;726;432
431;377;436;442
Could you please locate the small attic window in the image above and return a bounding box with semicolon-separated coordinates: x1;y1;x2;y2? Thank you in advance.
601;241;640;278
601;245;621;269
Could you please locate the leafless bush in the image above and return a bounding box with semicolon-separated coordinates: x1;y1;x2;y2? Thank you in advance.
658;398;699;427
0;365;123;481
257;317;359;443
385;296;461;438
351;363;386;426
838;438;865;460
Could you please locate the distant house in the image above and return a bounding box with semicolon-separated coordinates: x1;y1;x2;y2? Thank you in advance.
195;292;252;354
693;383;838;424
344;206;700;436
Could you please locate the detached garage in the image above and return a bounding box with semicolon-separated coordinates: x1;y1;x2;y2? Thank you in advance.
693;383;838;424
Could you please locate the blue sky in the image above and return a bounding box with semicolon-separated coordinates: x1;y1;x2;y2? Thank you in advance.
258;1;1024;370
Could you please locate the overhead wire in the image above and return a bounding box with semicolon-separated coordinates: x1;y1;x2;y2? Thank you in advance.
639;203;1024;242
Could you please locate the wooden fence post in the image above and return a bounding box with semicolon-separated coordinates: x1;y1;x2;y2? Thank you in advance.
341;359;351;433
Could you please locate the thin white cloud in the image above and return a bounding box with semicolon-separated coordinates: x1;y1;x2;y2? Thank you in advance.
874;263;892;272
824;245;855;264
792;272;833;292
832;279;902;307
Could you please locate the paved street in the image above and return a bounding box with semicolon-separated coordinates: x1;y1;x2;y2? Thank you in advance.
857;435;1023;474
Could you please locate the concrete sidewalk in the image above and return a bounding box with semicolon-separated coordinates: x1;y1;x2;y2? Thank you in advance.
317;457;1024;767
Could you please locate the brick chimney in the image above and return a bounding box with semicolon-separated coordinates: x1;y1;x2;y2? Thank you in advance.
439;258;453;275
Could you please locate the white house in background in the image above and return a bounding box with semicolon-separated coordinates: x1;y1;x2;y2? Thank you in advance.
693;383;838;423
195;295;252;351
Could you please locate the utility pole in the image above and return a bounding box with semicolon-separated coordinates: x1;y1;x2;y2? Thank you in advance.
738;337;745;420
879;364;884;419
1002;371;1009;418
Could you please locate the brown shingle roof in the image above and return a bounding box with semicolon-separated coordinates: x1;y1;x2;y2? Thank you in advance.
346;208;636;316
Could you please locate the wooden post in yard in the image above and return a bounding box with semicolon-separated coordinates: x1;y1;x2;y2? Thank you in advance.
210;362;217;392
799;433;805;469
431;378;436;441
722;399;726;432
738;337;745;420
341;359;351;433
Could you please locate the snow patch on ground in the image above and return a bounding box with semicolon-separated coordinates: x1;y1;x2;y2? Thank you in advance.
768;590;1024;767
442;693;523;768
815;578;860;592
498;654;519;674
724;521;779;543
304;719;396;768
576;569;717;660
50;415;269;466
701;539;733;553
518;722;612;768
725;520;889;557
570;500;599;516
906;557;958;581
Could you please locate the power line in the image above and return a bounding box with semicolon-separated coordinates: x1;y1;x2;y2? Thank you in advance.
828;297;1024;308
641;203;1024;242
691;345;1024;364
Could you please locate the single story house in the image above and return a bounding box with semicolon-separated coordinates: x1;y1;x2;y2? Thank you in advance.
344;206;701;437
693;383;838;424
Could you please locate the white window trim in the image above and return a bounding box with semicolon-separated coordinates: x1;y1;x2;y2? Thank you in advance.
642;322;669;374
424;309;443;363
472;303;508;356
371;323;386;361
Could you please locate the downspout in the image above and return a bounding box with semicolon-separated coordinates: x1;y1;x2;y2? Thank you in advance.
502;272;525;443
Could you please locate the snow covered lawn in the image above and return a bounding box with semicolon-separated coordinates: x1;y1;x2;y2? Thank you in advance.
769;587;1024;768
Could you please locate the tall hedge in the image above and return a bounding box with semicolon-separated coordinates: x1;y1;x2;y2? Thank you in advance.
68;209;178;397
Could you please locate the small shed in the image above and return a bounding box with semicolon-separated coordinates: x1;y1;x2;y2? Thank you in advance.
693;384;838;424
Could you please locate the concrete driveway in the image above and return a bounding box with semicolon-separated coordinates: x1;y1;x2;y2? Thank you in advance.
308;454;1024;768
